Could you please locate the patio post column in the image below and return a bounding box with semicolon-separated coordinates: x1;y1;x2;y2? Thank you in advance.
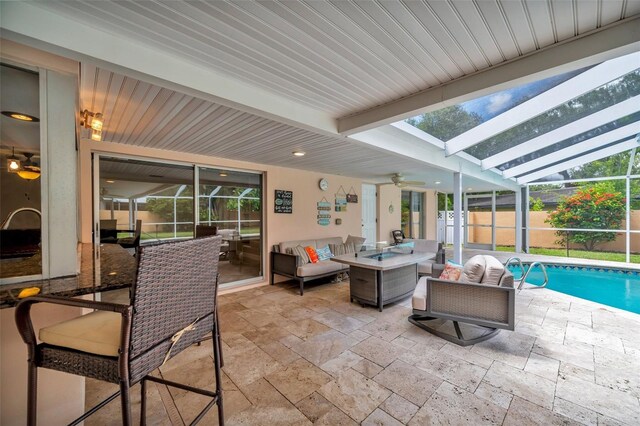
626;176;631;263
515;188;522;253
524;186;530;253
453;172;462;263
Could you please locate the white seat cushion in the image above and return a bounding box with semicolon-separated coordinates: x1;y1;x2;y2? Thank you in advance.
39;311;122;357
481;255;505;286
296;260;344;277
412;277;428;311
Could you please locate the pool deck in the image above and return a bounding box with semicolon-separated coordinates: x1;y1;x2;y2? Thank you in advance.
447;248;640;271
85;258;640;425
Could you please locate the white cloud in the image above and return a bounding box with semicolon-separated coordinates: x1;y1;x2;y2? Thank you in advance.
487;92;513;114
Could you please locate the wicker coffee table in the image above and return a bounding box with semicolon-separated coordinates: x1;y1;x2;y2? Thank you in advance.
331;249;433;311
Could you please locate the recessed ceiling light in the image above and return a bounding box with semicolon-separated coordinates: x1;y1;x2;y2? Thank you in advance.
106;180;115;183
2;111;40;122
467;187;473;191
219;172;228;177
292;151;305;157
435;181;441;185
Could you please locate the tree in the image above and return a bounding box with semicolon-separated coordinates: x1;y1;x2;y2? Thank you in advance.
546;183;625;251
406;105;482;142
529;197;544;211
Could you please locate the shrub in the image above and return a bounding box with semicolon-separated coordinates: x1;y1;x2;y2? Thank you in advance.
546;183;625;251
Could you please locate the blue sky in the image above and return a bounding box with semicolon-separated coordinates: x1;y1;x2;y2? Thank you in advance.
459;68;588;122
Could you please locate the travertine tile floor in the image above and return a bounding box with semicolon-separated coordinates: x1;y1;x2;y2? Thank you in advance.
87;278;640;425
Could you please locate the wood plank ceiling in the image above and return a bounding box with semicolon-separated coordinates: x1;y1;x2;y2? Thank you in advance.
42;0;640;118
81;64;478;187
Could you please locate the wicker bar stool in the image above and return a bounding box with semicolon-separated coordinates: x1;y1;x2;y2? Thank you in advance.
15;236;224;425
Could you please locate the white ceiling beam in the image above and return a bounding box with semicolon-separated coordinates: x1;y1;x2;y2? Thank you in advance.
481;96;640;170
391;121;502;170
445;52;640;155
503;122;640;178
338;17;640;135
351;125;520;191
0;1;338;136
517;138;640;184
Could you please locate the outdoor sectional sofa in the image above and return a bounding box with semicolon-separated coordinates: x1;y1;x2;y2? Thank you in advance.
270;237;350;295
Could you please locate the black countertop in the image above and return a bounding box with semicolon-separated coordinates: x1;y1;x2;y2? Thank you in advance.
0;243;137;309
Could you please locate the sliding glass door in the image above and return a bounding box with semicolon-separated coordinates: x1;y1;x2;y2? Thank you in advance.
98;157;194;247
95;155;263;286
198;167;262;284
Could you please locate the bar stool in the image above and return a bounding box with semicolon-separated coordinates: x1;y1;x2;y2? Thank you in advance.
15;236;224;425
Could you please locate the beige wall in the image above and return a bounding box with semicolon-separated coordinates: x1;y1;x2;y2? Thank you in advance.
376;184;401;244
467;210;640;253
79;140;363;285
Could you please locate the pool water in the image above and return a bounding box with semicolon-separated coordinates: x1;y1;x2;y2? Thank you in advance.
510;265;640;314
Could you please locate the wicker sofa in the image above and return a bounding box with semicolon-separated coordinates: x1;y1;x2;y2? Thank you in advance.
404;239;445;276
270;237;350;295
409;254;515;346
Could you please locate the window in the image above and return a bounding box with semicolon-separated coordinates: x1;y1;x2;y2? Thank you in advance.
1;64;42;279
401;191;424;239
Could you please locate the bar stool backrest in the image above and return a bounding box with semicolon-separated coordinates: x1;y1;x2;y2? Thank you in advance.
129;236;221;362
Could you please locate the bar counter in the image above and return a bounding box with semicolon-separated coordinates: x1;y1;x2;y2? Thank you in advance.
1;243;137;425
0;243;136;309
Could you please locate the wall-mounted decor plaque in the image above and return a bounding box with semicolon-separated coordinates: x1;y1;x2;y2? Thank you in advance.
274;190;293;213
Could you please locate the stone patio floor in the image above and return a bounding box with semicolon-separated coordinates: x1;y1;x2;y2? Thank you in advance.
88;277;640;425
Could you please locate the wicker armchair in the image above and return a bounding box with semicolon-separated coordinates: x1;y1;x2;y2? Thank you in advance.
409;255;515;346
15;236;224;425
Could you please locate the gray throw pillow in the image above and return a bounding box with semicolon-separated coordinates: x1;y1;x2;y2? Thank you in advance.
330;242;356;256
287;245;310;266
345;235;366;251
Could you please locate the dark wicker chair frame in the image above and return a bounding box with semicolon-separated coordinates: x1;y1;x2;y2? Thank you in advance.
15;236;224;425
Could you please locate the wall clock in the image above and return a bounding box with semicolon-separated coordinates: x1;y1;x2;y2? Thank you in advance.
319;178;329;191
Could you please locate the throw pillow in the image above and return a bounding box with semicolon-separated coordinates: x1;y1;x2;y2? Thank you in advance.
329;242;356;256
316;245;333;261
481;255;505;286
288;245;310;266
305;246;319;263
461;255;485;283
346;235;366;251
439;261;463;281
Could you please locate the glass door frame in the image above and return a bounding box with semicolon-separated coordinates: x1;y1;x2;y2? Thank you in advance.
91;151;266;288
464;192;496;250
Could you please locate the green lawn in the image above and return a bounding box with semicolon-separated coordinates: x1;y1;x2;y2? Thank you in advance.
495;246;640;263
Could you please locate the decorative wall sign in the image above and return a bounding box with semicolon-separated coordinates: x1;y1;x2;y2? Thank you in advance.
335;186;347;212
317;198;331;226
274;190;293;213
346;186;358;203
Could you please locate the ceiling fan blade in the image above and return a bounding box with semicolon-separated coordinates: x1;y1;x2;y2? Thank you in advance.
404;180;426;186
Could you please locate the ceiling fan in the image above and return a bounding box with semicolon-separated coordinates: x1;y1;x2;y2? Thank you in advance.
384;173;426;188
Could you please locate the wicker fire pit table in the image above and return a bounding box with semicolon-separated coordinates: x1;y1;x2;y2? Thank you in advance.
331;248;433;312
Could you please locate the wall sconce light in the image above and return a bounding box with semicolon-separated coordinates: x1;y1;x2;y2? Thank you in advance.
81;109;104;141
7;147;21;172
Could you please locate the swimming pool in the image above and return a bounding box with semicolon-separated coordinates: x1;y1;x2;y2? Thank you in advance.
511;264;640;314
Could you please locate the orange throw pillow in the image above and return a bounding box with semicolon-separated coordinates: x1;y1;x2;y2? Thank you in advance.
439;261;462;281
305;246;319;263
